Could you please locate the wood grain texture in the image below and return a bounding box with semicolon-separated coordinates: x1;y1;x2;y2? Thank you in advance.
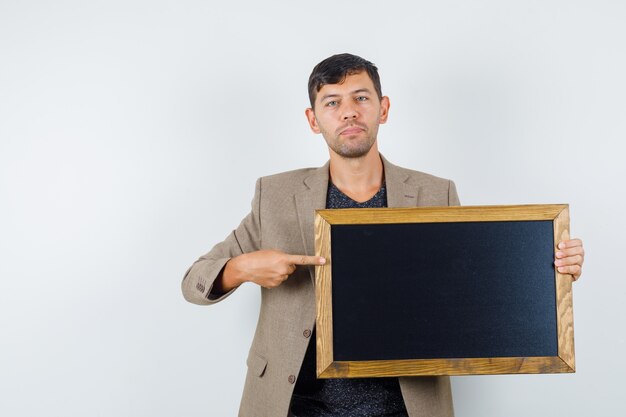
554;205;576;371
317;356;575;378
316;204;568;225
314;213;334;377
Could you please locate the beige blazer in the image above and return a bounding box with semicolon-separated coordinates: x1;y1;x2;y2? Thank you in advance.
182;155;460;417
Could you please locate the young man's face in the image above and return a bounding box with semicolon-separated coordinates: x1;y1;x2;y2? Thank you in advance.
305;71;390;159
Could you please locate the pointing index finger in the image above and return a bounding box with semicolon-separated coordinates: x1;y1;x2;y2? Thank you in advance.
286;254;326;266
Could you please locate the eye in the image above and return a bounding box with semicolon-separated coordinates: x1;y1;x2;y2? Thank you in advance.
356;96;368;102
326;100;338;107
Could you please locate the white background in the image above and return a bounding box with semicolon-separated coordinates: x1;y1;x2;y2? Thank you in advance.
1;1;624;416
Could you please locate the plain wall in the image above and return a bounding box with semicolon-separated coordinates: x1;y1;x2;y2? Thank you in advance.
1;1;624;416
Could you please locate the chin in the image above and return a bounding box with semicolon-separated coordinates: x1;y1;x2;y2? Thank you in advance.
334;145;374;159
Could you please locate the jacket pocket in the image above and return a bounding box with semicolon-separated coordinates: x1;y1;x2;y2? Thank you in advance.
246;351;268;377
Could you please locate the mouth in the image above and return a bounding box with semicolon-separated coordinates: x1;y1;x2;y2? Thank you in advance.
339;125;365;136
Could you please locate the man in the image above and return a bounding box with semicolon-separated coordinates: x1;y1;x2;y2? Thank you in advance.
181;53;585;417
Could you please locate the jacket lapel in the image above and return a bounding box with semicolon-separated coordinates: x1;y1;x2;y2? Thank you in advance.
294;162;330;272
382;155;420;208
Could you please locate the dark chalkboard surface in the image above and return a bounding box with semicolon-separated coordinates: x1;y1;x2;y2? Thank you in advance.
331;221;556;361
314;205;575;377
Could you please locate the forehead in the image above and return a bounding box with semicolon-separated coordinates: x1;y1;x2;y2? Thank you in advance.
316;71;376;100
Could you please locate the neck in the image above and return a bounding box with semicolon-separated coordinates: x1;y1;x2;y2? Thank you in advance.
328;144;384;202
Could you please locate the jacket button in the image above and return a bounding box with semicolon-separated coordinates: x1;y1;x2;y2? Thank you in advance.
288;375;296;384
303;329;311;338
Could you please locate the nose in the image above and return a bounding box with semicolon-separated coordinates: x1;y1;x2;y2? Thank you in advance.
341;102;358;120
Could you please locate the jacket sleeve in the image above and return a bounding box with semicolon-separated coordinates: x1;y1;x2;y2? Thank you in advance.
181;178;262;305
448;180;460;206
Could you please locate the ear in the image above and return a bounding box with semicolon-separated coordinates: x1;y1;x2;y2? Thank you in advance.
379;96;390;124
305;107;321;134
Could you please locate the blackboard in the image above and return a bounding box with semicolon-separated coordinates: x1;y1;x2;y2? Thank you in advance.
314;205;575;378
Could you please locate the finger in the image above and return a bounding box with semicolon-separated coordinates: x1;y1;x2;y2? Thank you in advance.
276;264;296;276
557;264;581;279
286;254;327;266
555;246;585;259
262;274;290;289
558;238;583;250
555;254;583;267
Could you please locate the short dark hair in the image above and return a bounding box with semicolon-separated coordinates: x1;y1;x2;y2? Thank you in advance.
307;53;382;108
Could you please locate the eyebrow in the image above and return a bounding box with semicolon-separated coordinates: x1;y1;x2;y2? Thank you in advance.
320;88;373;102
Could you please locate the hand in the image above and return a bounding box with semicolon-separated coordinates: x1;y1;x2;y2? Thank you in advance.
224;249;326;289
555;238;584;281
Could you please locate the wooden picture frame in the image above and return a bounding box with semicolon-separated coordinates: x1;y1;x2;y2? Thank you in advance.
314;204;574;378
